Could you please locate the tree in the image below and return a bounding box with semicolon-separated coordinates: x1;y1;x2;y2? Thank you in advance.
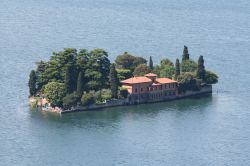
28;70;37;96
65;64;75;94
76;71;84;95
62;92;80;109
81;93;95;106
44;82;66;107
109;64;119;98
182;45;190;61
177;73;201;93
85;49;110;90
149;56;153;70
175;58;180;78
117;69;133;82
115;52;147;71
181;59;197;72
159;66;175;78
160;58;174;67
197;56;206;81
133;64;151;76
204;70;218;84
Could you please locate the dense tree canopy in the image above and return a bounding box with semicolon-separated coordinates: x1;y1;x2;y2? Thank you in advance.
181;59;197;72
115;52;147;71
175;59;180;79
133;64;151;76
204;70;218;84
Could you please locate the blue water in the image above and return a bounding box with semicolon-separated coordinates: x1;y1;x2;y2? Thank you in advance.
0;0;250;165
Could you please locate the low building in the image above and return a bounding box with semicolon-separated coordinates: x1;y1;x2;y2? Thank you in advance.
121;73;178;103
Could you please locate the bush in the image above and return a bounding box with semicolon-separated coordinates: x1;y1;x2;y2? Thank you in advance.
181;59;197;72
81;93;95;106
177;73;201;93
44;82;66;107
62;92;81;109
119;87;129;98
204;70;218;84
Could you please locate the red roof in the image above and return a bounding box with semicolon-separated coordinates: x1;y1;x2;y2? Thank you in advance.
156;78;177;84
145;73;157;77
121;77;152;84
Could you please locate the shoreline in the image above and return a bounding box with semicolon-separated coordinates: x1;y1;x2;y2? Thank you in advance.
31;85;212;114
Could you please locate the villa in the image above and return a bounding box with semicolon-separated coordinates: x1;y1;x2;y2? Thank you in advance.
121;73;178;103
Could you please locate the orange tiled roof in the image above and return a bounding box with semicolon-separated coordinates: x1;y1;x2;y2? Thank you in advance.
121;77;152;84
156;78;177;84
145;73;157;77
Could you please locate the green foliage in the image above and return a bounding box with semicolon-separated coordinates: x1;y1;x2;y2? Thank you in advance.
109;64;119;98
160;58;174;67
44;82;66;107
64;64;76;94
149;56;153;70
62;92;80;109
85;49;110;90
204;70;218;84
119;87;129;98
94;89;112;104
115;52;147;71
177;73;201;93
81;93;95;106
133;64;151;76
182;45;190;61
76;71;85;95
181;59;197;72
28;70;37;96
159;66;175;78
175;58;180;79
117;69;133;82
197;55;206;81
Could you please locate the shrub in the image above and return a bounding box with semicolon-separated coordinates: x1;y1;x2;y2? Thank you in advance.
44;82;66;107
177;73;201;93
204;70;218;84
62;92;81;109
81;93;95;106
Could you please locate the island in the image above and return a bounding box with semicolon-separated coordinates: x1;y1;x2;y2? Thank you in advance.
28;46;218;113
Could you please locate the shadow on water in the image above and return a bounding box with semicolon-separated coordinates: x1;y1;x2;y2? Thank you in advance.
29;94;213;126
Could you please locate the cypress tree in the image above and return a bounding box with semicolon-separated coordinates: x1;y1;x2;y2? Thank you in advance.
65;65;74;94
197;55;206;81
175;58;180;78
28;70;37;96
109;64;119;98
182;45;190;61
149;56;153;70
76;71;84;95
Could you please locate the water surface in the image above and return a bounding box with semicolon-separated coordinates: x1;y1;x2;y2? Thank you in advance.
0;0;250;165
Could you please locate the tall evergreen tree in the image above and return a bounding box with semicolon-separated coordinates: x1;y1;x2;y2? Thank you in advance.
175;58;180;78
197;55;206;81
76;71;84;95
28;70;37;96
65;65;75;94
149;56;153;70
109;64;119;98
182;45;190;61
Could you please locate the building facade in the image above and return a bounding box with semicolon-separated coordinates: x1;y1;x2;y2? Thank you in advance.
121;73;178;104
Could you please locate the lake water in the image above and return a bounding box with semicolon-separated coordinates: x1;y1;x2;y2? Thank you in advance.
0;0;250;165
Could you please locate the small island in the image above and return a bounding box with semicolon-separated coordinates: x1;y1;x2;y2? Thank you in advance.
28;46;218;113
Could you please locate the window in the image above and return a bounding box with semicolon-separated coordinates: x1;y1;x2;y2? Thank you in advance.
141;88;143;92
135;88;137;93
